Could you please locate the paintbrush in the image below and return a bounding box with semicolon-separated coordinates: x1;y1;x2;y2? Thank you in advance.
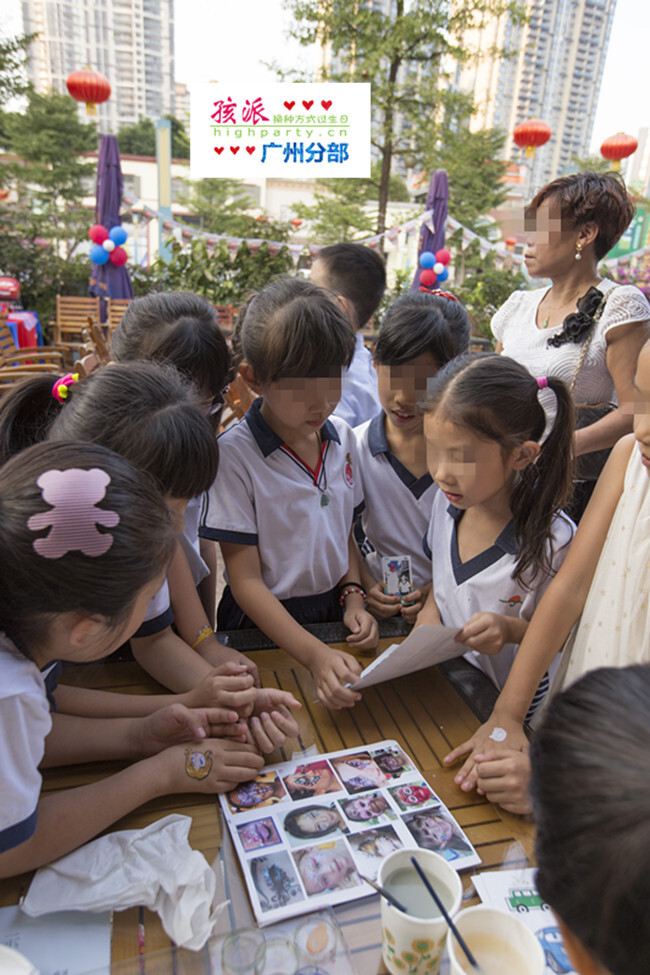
360;874;409;914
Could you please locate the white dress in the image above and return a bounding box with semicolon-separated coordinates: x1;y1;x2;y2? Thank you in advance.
491;280;650;424
561;443;650;687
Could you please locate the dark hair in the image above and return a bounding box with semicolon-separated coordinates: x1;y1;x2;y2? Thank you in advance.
530;171;635;261
0;363;219;499
422;353;575;583
110;291;233;395
0;441;176;650
406;810;469;852
374;293;471;367
530;665;650;975
283;805;342;839
232;277;355;385
313;243;386;328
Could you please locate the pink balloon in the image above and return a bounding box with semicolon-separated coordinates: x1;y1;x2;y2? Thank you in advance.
109;246;128;266
89;224;109;244
435;248;451;266
420;268;437;287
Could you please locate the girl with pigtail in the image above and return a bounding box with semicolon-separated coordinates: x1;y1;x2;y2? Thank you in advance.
414;353;576;712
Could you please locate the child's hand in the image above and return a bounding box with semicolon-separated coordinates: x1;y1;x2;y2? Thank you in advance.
244;705;300;754
137;703;248;756
400;588;425;623
454;612;512;654
252;687;302;718
163;738;264;794
196;642;261;687
443;713;529;793
366;582;402;618
312;645;363;709
344;608;379;649
182;666;258;717
474;750;532;815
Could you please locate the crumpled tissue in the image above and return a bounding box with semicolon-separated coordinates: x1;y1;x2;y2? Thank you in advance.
21;814;227;951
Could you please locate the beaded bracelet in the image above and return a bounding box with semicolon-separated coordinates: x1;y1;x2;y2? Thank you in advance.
191;624;213;649
339;584;367;607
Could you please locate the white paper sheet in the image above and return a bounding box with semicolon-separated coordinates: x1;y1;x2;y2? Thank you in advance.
349;624;463;690
0;904;111;975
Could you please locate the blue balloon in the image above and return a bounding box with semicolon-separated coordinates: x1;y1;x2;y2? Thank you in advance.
109;225;128;246
90;243;110;265
419;251;435;269
437;267;449;282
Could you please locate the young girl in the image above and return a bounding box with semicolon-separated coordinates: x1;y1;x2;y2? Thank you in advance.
414;353;575;706
354;292;471;622
0;440;264;878
445;337;650;798
0;365;298;739
200;278;379;710
530;664;650;975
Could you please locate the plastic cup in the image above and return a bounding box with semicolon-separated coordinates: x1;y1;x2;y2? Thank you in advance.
255;935;298;975
377;848;463;975
221;927;266;975
447;906;546;975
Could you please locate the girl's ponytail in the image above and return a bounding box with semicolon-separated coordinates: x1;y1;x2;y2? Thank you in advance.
0;373;67;465
510;375;575;582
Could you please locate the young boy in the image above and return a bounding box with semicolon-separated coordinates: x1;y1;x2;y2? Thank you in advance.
355;292;470;622
310;243;386;427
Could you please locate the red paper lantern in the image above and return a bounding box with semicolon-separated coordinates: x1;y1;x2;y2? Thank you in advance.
513;119;551;158
66;69;111;115
600;133;638;172
505;237;517;249
290;218;303;229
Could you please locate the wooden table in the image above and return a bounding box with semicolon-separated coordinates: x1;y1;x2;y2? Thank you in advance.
0;640;534;972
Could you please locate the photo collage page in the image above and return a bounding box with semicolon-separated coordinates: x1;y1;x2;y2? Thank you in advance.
219;739;481;925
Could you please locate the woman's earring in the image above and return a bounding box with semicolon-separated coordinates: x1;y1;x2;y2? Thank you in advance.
575;243;582;261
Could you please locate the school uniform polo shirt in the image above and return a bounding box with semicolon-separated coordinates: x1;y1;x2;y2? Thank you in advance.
0;634;52;853
354;412;436;589
333;334;382;427
200;398;364;600
424;491;574;691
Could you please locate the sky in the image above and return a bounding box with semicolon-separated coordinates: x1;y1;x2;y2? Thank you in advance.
2;0;649;154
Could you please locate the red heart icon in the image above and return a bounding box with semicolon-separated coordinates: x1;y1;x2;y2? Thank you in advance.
321;100;332;110
284;100;295;110
246;146;255;155
230;146;240;155
302;100;313;110
213;147;224;155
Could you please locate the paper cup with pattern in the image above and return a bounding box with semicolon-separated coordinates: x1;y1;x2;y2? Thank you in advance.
447;906;546;975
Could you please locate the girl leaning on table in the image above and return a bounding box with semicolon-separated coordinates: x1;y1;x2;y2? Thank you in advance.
444;338;650;812
0;440;265;880
413;353;576;740
200;277;379;711
0;364;299;750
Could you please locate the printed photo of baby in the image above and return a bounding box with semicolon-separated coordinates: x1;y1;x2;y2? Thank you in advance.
236;817;282;852
330;752;388;794
371;745;413;779
225;771;287;813
348;825;404;881
388;780;441;812
282;760;342;802
402;808;475;863
250;852;305;914
292;840;361;898
282;803;349;847
339;792;393;824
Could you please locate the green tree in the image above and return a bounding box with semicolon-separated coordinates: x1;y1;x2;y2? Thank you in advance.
116;115;190;159
455;261;526;339
570;153;611;174
0;33;35;101
286;0;525;235
177;178;292;241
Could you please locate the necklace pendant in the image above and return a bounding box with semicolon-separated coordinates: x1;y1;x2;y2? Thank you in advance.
320;493;329;507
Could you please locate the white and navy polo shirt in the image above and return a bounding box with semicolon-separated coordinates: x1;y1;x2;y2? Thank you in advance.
200;398;364;600
354;412;436;589
424;491;575;691
0;633;52;854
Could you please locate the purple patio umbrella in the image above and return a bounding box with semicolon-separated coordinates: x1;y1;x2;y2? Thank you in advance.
88;134;134;319
410;169;449;291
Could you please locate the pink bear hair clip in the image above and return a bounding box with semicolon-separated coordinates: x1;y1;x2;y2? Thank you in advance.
27;468;120;559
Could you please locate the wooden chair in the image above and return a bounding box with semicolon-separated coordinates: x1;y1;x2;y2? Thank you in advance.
50;296;102;363
107;297;131;332
72;319;113;378
0;318;65;372
0;366;62;397
219;373;255;432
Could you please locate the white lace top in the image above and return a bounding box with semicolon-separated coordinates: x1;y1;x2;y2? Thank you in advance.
491;280;650;423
